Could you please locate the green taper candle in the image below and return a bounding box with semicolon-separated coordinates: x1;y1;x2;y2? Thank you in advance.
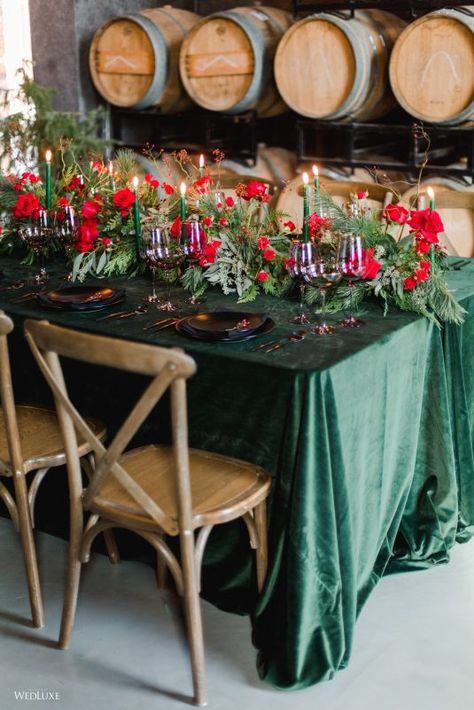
132;176;141;253
302;172;310;243
45;149;52;210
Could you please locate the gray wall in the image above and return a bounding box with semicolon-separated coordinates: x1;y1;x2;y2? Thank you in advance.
29;0;293;114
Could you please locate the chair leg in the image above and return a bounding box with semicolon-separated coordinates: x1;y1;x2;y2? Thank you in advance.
253;501;268;594
156;545;167;589
81;454;120;565
59;498;83;650
12;472;44;628
180;531;207;706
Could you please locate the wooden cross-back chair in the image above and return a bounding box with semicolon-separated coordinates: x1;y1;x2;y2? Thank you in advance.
0;312;109;629
24;319;272;707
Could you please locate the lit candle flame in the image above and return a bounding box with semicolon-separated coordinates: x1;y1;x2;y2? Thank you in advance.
199;154;205;169
302;172;309;185
132;176;139;189
108;160;114;175
180;182;187;196
426;186;434;200
45;149;52;163
312;165;319;177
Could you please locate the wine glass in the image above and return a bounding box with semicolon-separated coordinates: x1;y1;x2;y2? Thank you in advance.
56;206;77;280
182;220;207;305
18;209;53;284
285;240;314;324
140;227;184;311
336;234;367;327
303;255;341;335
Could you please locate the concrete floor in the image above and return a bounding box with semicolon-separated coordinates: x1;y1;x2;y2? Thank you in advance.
1;517;473;710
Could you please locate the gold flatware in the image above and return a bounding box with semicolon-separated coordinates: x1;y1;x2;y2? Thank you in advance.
143;317;177;331
96;305;148;321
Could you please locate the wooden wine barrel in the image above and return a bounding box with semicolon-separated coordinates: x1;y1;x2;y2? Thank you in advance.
89;7;201;111
389;7;474;125
274;10;406;120
179;6;292;117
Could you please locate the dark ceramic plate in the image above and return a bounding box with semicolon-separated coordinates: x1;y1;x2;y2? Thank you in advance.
176;315;274;342
184;311;267;336
36;286;125;312
43;286;120;304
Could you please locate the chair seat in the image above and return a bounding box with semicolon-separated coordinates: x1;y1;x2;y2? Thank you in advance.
0;405;106;475
90;445;272;535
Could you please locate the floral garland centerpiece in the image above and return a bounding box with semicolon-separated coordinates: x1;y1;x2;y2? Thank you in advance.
304;189;466;327
180;174;296;302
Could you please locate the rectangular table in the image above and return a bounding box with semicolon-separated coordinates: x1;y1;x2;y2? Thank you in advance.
1;256;473;690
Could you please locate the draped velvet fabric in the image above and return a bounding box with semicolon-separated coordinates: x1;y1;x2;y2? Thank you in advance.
1;257;473;690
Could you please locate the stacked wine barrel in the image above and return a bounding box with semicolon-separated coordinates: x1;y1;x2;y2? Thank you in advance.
89;6;201;112
389;6;474;125
89;5;474;125
274;10;407;121
179;6;292;117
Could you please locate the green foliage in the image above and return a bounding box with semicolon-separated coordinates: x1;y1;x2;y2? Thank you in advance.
0;67;109;174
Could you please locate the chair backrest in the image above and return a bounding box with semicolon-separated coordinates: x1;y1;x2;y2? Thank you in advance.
24;319;197;532
0;311;24;475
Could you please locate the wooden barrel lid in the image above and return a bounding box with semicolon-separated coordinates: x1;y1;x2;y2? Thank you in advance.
90;16;160;108
180;17;255;112
390;11;474;124
274;17;356;118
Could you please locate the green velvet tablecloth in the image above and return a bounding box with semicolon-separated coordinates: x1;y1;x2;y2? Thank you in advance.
1;257;473;690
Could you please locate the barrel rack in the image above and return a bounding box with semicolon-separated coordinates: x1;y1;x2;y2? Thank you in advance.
109;1;473;182
291;0;472;17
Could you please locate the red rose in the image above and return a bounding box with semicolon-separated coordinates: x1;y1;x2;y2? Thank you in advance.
193;175;211;195
68;176;84;192
263;248;276;262
225;196;235;208
284;220;296;232
216;201;223;209
284;257;296;270
76;219;99;253
162;182;174;195
403;277;417;291
145;173;159;189
113;188;136;217
256;270;269;282
12;193;41;218
308;212;330;239
170;216;182;239
415;238;432;254
218;217;228;227
408;208;444;238
101;237;112;247
414;259;431;283
257;236;270;250
236;181;270;203
363;248;382;280
58;196;69;208
357;191;367;200
383;203;409;224
202;216;213;227
198;239;221;267
82;199;101;219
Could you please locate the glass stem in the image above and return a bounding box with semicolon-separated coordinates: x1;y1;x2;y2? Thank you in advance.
320;288;326;327
349;281;354;320
299;280;305;317
152;268;157;300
